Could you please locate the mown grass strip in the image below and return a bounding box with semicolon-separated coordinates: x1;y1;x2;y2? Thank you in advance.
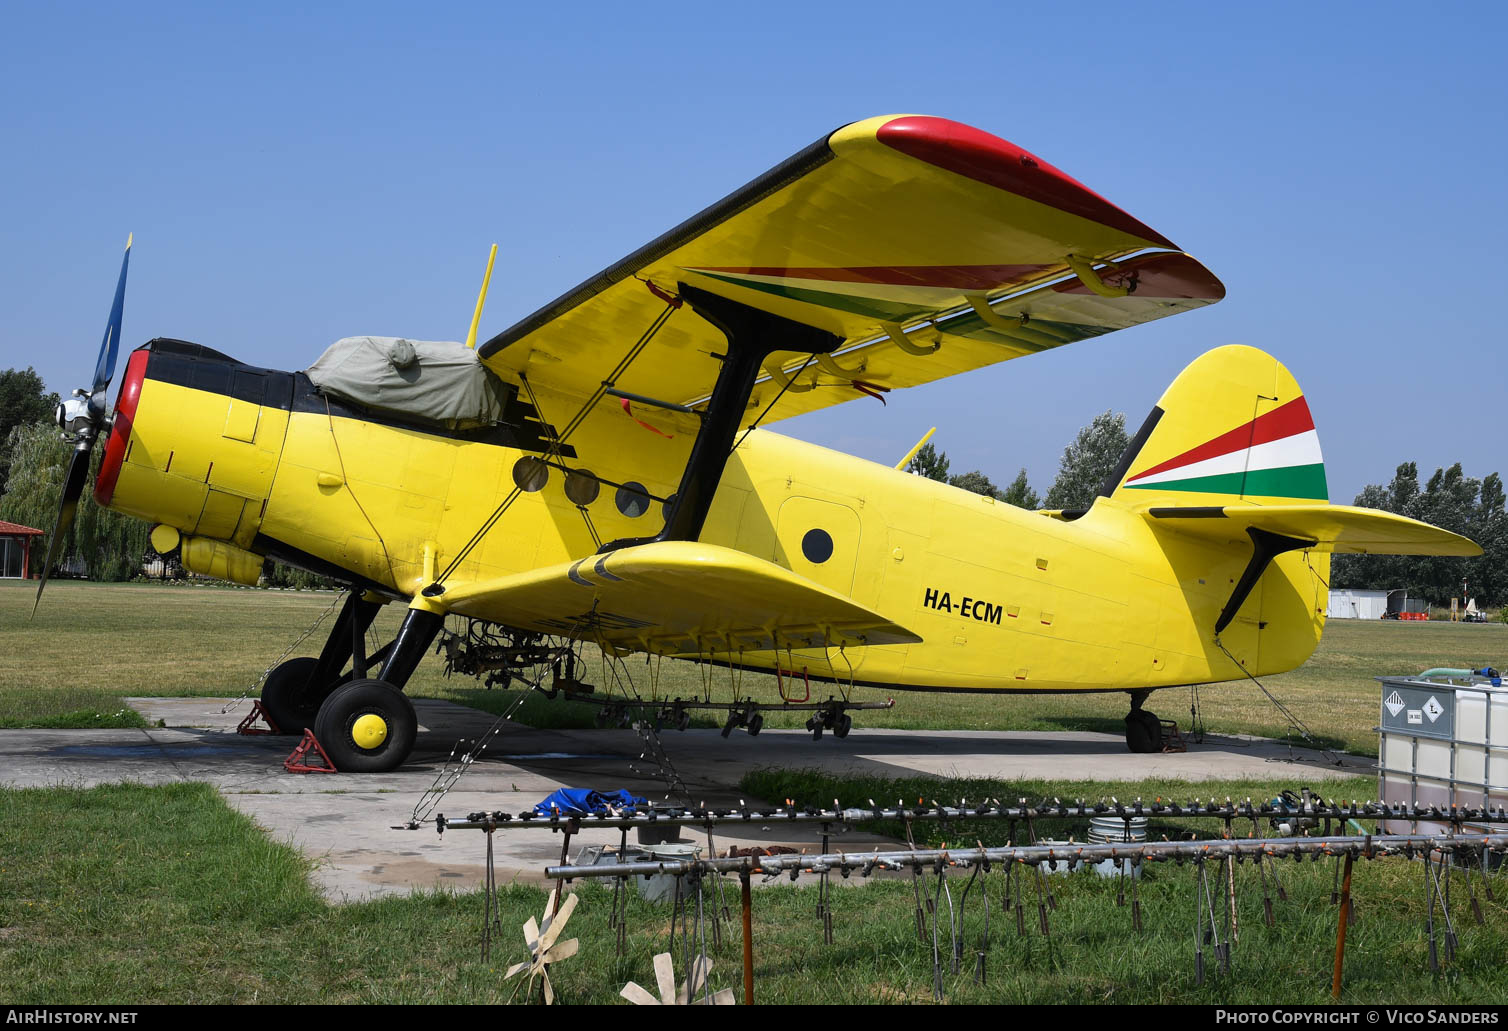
9;580;1508;751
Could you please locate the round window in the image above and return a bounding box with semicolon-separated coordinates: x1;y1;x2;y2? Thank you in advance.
802;528;835;564
616;481;651;518
512;456;549;492
565;468;600;506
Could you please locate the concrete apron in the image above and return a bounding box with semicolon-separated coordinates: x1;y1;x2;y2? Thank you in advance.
0;697;1371;902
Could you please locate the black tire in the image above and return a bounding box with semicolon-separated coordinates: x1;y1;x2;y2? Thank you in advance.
747;713;763;736
259;657;322;735
1125;709;1161;753
834;713;852;739
313;679;417;773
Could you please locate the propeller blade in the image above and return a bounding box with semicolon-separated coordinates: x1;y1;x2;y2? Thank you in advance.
619;982;662;1006
31;443;92;617
90;234;131;410
653;952;676;1004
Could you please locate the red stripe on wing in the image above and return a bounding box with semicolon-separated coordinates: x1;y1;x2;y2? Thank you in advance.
692;264;1054;291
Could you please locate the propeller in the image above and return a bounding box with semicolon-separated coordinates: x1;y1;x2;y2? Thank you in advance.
32;235;131;616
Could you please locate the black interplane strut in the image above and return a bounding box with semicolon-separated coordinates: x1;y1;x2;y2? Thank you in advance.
599;284;842;552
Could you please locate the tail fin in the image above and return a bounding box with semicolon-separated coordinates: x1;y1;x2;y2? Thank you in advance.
1104;344;1328;506
1106;345;1479;681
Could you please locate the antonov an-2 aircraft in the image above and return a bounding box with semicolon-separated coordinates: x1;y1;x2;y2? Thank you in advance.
38;115;1478;771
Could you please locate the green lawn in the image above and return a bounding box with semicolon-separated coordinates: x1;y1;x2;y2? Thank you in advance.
1;780;1504;1005
5;579;1506;752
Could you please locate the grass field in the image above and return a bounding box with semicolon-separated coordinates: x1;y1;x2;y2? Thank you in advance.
5;581;1508;1005
5;579;1506;752
1;780;1504;1005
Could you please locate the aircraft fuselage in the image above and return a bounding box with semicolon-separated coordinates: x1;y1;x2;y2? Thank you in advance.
100;339;1328;695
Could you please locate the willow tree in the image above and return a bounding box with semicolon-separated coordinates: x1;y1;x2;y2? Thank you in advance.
0;421;150;581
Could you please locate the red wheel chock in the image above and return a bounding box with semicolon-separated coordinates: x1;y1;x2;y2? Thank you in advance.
238;700;281;736
284;729;338;773
1159;719;1188;754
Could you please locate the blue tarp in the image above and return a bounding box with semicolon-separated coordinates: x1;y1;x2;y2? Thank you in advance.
532;788;648;816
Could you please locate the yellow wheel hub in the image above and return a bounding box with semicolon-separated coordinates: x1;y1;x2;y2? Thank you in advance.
351;713;389;750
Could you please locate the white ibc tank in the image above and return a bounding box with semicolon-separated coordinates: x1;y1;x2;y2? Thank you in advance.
1378;671;1508;834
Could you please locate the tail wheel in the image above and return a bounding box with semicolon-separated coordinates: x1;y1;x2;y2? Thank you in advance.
259;657;322;736
314;679;417;773
1125;709;1161;753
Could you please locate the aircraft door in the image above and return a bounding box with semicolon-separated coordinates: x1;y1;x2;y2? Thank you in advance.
776;496;861;596
775;495;865;676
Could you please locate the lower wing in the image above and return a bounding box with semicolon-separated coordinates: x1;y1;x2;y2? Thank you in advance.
437;541;920;655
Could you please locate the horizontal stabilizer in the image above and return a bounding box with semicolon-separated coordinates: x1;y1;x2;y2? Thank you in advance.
438;541;920;655
1145;504;1481;556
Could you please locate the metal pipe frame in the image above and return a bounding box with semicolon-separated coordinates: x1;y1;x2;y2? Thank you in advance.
430;799;1508;834
544;833;1508;882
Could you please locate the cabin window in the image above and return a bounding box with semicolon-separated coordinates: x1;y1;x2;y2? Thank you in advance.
565;468;600;506
512;456;549;492
615;482;651;518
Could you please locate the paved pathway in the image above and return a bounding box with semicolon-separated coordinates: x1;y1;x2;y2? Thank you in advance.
0;697;1372;901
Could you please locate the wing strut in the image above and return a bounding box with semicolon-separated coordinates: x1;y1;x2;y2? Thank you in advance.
600;284;841;553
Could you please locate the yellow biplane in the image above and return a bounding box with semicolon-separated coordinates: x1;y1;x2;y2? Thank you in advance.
38;115;1478;769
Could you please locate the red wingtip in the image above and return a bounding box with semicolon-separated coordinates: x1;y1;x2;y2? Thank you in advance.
876;116;1178;250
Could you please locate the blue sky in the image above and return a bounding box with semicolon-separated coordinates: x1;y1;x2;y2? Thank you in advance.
3;2;1504;503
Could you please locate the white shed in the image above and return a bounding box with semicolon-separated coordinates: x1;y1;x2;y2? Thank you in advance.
1327;588;1390;620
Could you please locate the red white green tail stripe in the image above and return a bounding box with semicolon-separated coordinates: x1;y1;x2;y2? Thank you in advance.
1123;397;1328;500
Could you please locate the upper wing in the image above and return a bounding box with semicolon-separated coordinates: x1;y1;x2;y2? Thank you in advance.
1145;503;1482;556
478;115;1223;421
438;540;920;656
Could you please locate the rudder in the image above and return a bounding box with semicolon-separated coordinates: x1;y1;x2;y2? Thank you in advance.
1103;344;1328;508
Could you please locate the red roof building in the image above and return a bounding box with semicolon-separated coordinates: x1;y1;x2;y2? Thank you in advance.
0;520;43;579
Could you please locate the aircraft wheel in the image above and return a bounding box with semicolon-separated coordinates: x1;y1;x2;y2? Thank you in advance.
834;713;852;739
746;713;763;736
314;679;417;773
1125;709;1161;753
259;657;324;735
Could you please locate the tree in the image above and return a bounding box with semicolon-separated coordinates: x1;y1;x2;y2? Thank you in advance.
0;367;59;492
0;421;150;581
906;441;950;482
1000;468;1041;510
1044;411;1128;511
948;469;1000;498
1334;460;1508;605
262;560;338;590
1473;472;1508;604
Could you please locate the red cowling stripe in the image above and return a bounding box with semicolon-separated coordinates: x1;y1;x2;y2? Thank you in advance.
93;348;148;507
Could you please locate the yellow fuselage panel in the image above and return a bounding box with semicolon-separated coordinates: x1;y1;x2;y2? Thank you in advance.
109;377;288;550
111;373;1324;694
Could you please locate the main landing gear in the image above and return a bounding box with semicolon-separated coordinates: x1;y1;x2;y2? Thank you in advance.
260;591;442;772
1124;690;1162;754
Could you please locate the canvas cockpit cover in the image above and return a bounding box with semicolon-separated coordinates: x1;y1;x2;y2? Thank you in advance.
306;336;509;428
